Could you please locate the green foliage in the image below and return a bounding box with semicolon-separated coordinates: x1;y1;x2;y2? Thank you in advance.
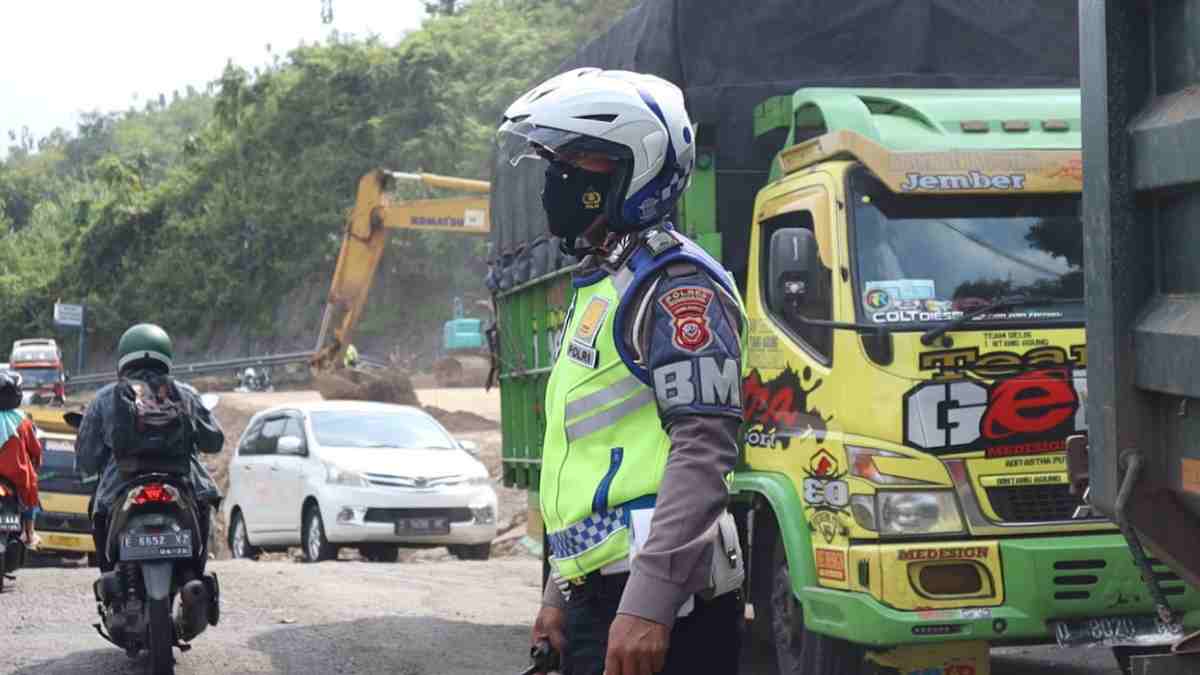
0;0;634;361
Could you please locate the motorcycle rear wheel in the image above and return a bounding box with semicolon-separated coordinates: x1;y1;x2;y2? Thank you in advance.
146;595;175;675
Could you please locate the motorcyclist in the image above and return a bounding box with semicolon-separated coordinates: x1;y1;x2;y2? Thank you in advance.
0;373;42;548
75;323;225;572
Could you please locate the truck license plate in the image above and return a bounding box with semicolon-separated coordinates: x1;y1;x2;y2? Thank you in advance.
1051;614;1183;648
120;531;193;561
0;512;20;533
394;518;449;536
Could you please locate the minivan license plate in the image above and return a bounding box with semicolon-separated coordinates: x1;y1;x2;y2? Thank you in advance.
395;518;449;536
120;531;193;561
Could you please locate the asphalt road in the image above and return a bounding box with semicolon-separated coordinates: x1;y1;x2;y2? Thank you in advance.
0;557;1132;675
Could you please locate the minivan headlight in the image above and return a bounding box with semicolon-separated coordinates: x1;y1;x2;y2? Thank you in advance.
325;463;371;488
877;491;964;536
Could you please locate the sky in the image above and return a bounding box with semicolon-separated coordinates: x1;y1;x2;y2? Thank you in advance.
0;1;427;146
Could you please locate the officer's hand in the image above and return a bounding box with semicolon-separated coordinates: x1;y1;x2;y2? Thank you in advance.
605;613;668;675
532;605;567;656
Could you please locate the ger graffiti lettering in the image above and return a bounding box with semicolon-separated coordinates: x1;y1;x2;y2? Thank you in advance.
742;365;831;449
903;345;1088;458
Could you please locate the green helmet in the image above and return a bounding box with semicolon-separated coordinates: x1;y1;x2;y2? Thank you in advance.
117;323;174;373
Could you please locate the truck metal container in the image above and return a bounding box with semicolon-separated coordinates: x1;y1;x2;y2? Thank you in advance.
1081;0;1200;669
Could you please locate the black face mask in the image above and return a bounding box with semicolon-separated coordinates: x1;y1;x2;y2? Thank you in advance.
541;160;610;249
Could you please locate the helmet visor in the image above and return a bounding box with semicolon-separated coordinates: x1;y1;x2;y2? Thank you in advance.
496;121;631;169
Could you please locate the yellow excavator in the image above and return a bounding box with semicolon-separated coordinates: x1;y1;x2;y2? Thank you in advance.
310;169;491;382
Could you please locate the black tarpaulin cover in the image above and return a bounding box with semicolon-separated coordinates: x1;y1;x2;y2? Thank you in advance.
488;0;1080;289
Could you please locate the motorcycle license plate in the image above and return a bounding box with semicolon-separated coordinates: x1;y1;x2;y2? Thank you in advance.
0;513;20;533
1051;614;1184;648
120;531;193;561
394;518;449;536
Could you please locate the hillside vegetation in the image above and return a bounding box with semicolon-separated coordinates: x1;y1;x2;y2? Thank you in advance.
0;0;631;366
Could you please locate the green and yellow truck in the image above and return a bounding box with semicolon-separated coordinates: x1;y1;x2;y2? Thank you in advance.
491;3;1198;673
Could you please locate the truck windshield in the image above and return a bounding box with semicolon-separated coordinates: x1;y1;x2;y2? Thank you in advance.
37;446;90;495
16;367;61;386
850;166;1083;327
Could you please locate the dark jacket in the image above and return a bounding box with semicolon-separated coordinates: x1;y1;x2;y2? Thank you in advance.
76;373;224;515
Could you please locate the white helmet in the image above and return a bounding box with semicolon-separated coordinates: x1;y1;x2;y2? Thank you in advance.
499;68;696;232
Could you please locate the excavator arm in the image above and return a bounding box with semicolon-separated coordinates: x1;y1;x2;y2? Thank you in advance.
311;168;490;370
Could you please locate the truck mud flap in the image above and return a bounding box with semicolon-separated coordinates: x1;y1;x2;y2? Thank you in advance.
141;561;173;602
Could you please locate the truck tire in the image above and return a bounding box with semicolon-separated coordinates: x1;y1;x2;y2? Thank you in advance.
765;531;864;675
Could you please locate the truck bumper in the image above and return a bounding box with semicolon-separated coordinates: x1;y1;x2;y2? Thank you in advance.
801;533;1200;648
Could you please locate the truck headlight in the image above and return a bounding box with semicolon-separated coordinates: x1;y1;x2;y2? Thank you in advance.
877;491;964;536
325;463;371;488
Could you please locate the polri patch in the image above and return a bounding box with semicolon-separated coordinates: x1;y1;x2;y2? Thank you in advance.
567;340;599;369
573;297;610;348
659;286;715;353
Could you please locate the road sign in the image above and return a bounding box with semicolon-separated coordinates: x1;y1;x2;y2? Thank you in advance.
53;302;83;328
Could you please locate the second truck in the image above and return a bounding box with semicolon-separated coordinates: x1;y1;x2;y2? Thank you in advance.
491;2;1198;673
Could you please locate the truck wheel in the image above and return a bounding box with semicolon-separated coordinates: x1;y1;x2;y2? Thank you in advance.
767;532;864;675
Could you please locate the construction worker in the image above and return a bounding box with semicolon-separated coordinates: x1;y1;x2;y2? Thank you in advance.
344;343;360;369
499;69;744;675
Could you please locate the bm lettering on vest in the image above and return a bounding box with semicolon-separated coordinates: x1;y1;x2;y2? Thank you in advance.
652;356;741;409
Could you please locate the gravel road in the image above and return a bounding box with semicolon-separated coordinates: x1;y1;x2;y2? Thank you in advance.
0;557;1130;675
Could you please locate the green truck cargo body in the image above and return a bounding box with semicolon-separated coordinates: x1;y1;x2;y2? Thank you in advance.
1081;0;1200;591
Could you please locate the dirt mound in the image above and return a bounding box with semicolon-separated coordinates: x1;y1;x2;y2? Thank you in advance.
425;406;499;432
313;368;418;406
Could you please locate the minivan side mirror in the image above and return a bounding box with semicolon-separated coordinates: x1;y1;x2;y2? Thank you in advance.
277;435;305;455
768;227;820;316
458;439;480;458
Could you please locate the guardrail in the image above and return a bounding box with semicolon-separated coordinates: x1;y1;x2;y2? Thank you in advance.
66;350;396;391
67;351;319;390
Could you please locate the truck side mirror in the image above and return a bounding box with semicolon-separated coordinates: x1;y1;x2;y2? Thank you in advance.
767;227;820;316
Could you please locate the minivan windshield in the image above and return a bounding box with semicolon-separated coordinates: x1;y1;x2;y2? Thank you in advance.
309;410;457;449
850;167;1084;327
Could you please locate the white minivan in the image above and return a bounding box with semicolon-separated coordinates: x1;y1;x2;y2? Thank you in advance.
223;401;498;562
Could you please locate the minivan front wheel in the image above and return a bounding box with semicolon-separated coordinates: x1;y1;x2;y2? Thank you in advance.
302;505;336;563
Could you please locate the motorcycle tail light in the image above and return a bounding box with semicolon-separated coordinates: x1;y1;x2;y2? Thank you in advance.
133;483;174;505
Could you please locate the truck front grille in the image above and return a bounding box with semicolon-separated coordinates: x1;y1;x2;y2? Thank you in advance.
985;484;1086;522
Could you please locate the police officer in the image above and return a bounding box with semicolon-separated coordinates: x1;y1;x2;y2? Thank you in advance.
499;69;745;675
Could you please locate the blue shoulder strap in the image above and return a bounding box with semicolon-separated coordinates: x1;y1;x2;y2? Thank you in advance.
612;224;739;385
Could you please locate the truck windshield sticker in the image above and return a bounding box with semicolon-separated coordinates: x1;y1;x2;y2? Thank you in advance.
903;345;1087;458
742;366;830;449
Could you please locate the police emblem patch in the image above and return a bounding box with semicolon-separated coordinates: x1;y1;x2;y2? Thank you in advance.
659;286;715;353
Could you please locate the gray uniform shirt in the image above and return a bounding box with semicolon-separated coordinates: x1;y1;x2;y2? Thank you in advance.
541;234;743;628
76;376;225;514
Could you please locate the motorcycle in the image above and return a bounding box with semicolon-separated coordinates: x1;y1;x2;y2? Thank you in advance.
0;477;26;592
67;393;222;674
233;367;272;393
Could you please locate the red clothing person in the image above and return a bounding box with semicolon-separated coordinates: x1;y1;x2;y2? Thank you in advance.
0;410;42;545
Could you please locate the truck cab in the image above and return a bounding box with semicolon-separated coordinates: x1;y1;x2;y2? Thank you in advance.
10;338;66;405
733;89;1198;672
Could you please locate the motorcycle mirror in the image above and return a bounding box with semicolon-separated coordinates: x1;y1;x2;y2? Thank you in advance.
200;393;220;411
63;412;83;430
